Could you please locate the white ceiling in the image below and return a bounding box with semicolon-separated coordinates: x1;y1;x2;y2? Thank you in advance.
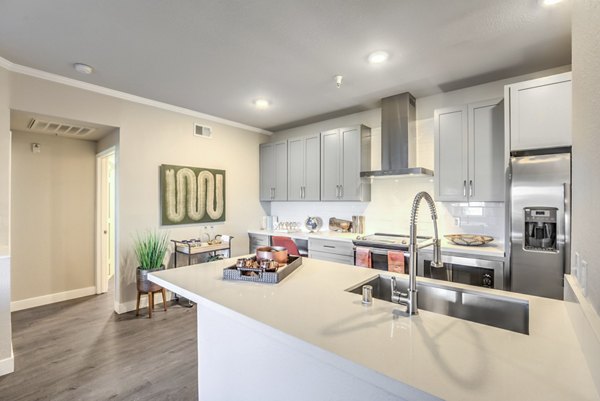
0;0;571;132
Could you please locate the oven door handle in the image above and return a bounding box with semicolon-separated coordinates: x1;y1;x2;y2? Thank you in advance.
354;247;409;257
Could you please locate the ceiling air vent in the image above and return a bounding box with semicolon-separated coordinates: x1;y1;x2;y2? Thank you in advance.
27;118;96;137
194;123;212;138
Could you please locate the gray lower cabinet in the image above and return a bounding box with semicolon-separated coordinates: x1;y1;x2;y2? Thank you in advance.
248;233;270;253
287;134;320;201
508;72;572;151
308;238;354;265
434;98;504;202
321;125;371;201
260;141;287;201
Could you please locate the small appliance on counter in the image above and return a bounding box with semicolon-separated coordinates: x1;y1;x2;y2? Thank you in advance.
329;217;352;232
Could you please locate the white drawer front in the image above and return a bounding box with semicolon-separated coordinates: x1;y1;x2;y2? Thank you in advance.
308;238;354;256
308;250;354;266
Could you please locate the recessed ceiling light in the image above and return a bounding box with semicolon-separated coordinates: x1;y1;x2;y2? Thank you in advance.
73;63;94;74
253;99;270;109
367;51;389;64
541;0;564;6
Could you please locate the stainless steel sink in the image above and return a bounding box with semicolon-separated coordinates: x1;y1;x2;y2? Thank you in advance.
347;275;529;334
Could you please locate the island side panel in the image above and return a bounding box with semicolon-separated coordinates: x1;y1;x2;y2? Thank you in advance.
196;301;441;401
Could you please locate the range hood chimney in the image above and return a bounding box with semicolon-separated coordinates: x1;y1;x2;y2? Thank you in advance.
361;92;433;177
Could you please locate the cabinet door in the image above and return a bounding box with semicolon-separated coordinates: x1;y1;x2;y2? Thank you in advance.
340;127;361;200
434;106;468;201
509;73;572;151
304;134;321;201
469;99;504;202
287;137;305;201
259;143;274;201
273;141;288;201
321;129;340;201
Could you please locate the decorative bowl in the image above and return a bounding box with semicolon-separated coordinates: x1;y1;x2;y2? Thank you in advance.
445;234;494;246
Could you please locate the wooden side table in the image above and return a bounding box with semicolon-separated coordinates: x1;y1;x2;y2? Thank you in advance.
136;288;167;318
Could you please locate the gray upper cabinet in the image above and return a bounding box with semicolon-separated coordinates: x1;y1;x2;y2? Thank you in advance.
434;106;468;202
435;99;504;202
321;125;371;201
259;141;287;201
508;72;572;151
287;134;320;201
468;99;504;202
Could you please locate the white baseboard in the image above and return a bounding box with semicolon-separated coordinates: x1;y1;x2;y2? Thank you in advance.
11;286;96;312
0;348;14;376
115;291;174;314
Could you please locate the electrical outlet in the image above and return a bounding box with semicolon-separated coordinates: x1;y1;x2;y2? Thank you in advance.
454;217;461;227
581;260;588;296
573;252;580;276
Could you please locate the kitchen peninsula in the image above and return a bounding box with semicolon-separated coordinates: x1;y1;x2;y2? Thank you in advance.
149;257;599;401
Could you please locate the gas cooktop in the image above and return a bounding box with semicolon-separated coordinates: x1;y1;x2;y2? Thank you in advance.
353;233;431;250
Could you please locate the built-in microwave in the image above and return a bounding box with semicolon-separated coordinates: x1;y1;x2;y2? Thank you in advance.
417;252;504;290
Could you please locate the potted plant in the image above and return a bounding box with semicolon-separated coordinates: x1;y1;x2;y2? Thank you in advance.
134;230;170;293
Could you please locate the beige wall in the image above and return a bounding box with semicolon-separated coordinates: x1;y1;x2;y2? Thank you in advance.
0;68;10;247
11;131;96;301
0;67;12;368
572;0;600;315
6;70;268;309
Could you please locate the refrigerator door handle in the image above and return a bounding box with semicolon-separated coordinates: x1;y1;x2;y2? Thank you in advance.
563;182;571;274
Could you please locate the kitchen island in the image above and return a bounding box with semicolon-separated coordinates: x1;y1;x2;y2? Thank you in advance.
149;257;599;401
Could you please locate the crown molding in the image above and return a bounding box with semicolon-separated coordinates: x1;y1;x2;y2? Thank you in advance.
0;56;272;135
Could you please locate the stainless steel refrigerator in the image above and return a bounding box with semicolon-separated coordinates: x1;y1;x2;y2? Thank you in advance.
510;152;571;300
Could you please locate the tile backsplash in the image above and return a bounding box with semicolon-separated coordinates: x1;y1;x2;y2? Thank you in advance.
268;177;505;243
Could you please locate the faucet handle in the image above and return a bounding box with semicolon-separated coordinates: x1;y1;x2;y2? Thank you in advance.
431;238;444;268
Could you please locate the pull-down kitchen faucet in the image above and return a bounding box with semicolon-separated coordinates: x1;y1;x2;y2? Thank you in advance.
391;191;443;315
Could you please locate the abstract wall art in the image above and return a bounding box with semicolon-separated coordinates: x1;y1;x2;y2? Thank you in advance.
160;164;226;225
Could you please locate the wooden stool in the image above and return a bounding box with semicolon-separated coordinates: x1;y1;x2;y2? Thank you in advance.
136;288;167;318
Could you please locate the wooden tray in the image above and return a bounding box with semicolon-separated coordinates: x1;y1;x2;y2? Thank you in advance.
223;255;302;284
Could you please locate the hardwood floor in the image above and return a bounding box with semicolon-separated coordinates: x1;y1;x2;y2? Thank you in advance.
0;285;197;401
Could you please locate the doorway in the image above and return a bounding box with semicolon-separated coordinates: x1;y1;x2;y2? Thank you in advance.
96;148;116;295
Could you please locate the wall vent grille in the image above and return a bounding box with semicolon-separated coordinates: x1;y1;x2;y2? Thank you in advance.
27;119;96;137
194;123;212;138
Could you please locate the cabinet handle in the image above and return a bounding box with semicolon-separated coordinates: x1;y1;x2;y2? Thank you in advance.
463;180;466;197
469;180;473;197
336;185;340;199
340;185;343;199
271;187;275;199
302;186;306;199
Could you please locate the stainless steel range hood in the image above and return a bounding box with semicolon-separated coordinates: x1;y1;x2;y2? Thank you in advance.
361;92;433;178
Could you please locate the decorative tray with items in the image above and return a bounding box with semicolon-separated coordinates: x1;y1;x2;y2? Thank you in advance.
223;246;302;284
444;234;494;246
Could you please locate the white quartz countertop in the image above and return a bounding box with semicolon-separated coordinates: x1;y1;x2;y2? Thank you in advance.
248;229;505;258
248;229;357;242
150;257;598;401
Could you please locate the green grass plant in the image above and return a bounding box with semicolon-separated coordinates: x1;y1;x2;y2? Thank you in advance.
134;230;169;270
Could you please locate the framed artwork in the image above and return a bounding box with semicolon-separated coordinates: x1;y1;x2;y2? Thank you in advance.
160;164;226;225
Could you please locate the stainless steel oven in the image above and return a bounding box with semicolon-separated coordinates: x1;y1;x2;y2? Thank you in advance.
417;253;504;290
